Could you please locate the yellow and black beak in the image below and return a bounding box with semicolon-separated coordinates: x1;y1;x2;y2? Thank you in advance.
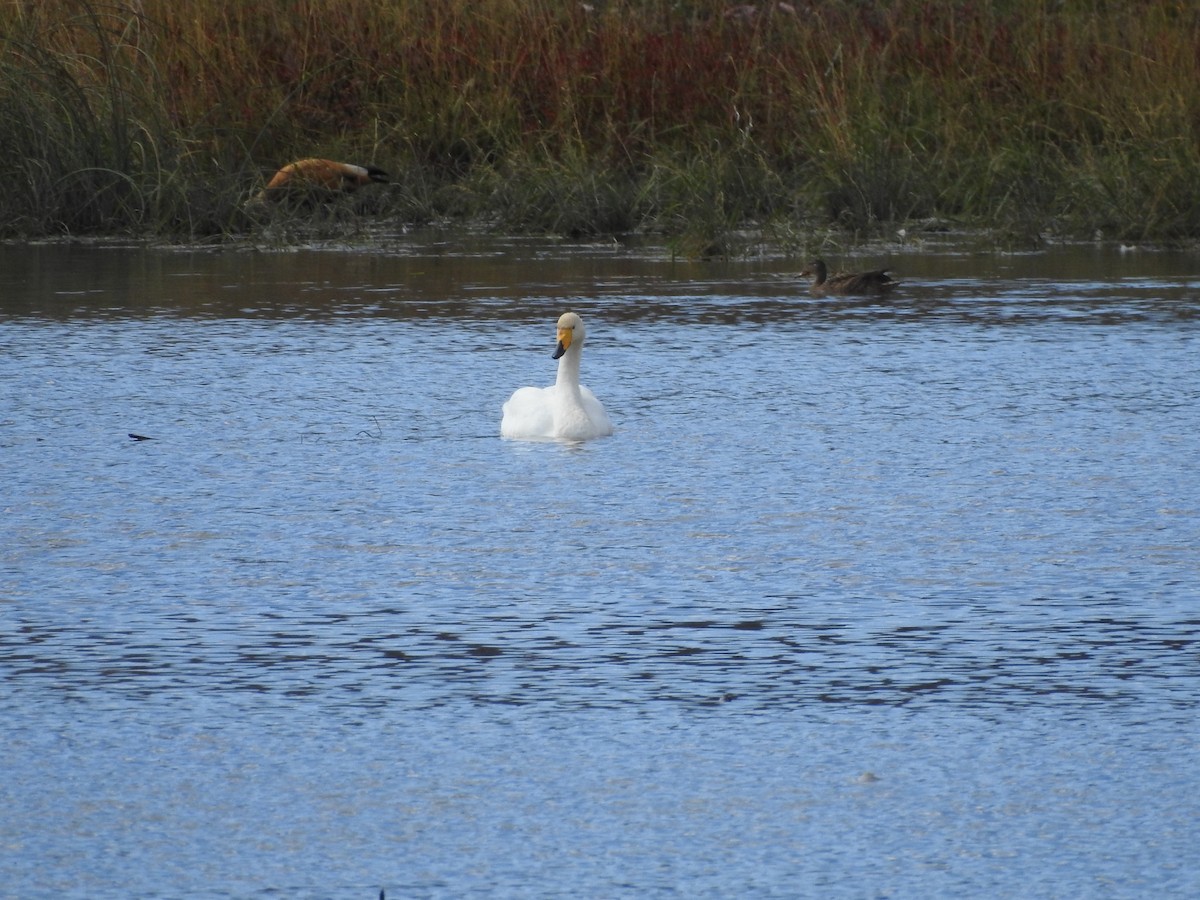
552;324;573;359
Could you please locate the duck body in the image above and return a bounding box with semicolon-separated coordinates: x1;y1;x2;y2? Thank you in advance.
501;312;613;442
800;259;897;296
252;158;389;203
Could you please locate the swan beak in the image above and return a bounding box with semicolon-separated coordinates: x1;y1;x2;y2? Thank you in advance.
553;326;573;359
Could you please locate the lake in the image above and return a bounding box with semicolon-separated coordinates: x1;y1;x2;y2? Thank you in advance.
1;236;1198;898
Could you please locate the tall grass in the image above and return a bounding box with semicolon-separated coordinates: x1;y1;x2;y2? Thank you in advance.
2;0;1200;245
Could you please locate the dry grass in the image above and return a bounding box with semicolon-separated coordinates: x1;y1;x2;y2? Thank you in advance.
2;0;1199;245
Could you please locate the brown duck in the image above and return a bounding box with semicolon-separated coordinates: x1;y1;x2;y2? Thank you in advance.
800;259;898;296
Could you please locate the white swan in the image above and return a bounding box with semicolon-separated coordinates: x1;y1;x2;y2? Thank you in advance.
501;312;614;441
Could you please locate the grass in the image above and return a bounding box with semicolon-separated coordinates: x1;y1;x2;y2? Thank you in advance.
2;0;1200;250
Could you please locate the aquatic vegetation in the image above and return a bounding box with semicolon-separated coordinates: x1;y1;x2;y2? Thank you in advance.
2;0;1199;246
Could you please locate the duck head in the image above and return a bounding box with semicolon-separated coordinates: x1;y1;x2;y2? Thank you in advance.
799;259;829;282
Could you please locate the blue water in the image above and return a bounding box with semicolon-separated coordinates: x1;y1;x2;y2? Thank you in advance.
1;241;1198;898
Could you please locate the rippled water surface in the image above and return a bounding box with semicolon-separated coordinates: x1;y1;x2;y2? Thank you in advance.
2;240;1198;898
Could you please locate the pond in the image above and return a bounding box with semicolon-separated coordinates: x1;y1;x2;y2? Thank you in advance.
1;237;1198;898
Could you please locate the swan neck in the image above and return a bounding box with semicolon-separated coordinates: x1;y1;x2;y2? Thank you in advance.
555;344;583;391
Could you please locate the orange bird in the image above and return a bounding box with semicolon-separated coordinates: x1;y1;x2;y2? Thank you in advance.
253;158;389;203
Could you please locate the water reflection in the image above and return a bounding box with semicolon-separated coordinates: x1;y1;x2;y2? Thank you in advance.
7;596;1196;717
3;239;1198;326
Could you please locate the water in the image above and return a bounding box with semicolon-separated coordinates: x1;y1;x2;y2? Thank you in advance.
1;239;1198;898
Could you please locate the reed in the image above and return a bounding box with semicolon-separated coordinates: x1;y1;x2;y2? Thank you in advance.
2;0;1199;247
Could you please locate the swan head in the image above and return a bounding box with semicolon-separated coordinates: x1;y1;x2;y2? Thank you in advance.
552;311;585;359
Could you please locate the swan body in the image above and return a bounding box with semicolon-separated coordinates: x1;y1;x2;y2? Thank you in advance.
501;312;613;441
800;258;897;296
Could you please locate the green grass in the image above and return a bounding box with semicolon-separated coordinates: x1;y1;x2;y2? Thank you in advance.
3;0;1200;250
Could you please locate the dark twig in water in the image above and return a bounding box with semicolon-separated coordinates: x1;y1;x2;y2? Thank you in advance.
358;416;383;439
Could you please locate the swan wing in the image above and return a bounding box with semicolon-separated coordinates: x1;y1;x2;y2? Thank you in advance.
579;386;614;437
501;386;555;439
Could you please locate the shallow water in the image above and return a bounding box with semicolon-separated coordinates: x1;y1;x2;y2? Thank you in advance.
2;239;1198;898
